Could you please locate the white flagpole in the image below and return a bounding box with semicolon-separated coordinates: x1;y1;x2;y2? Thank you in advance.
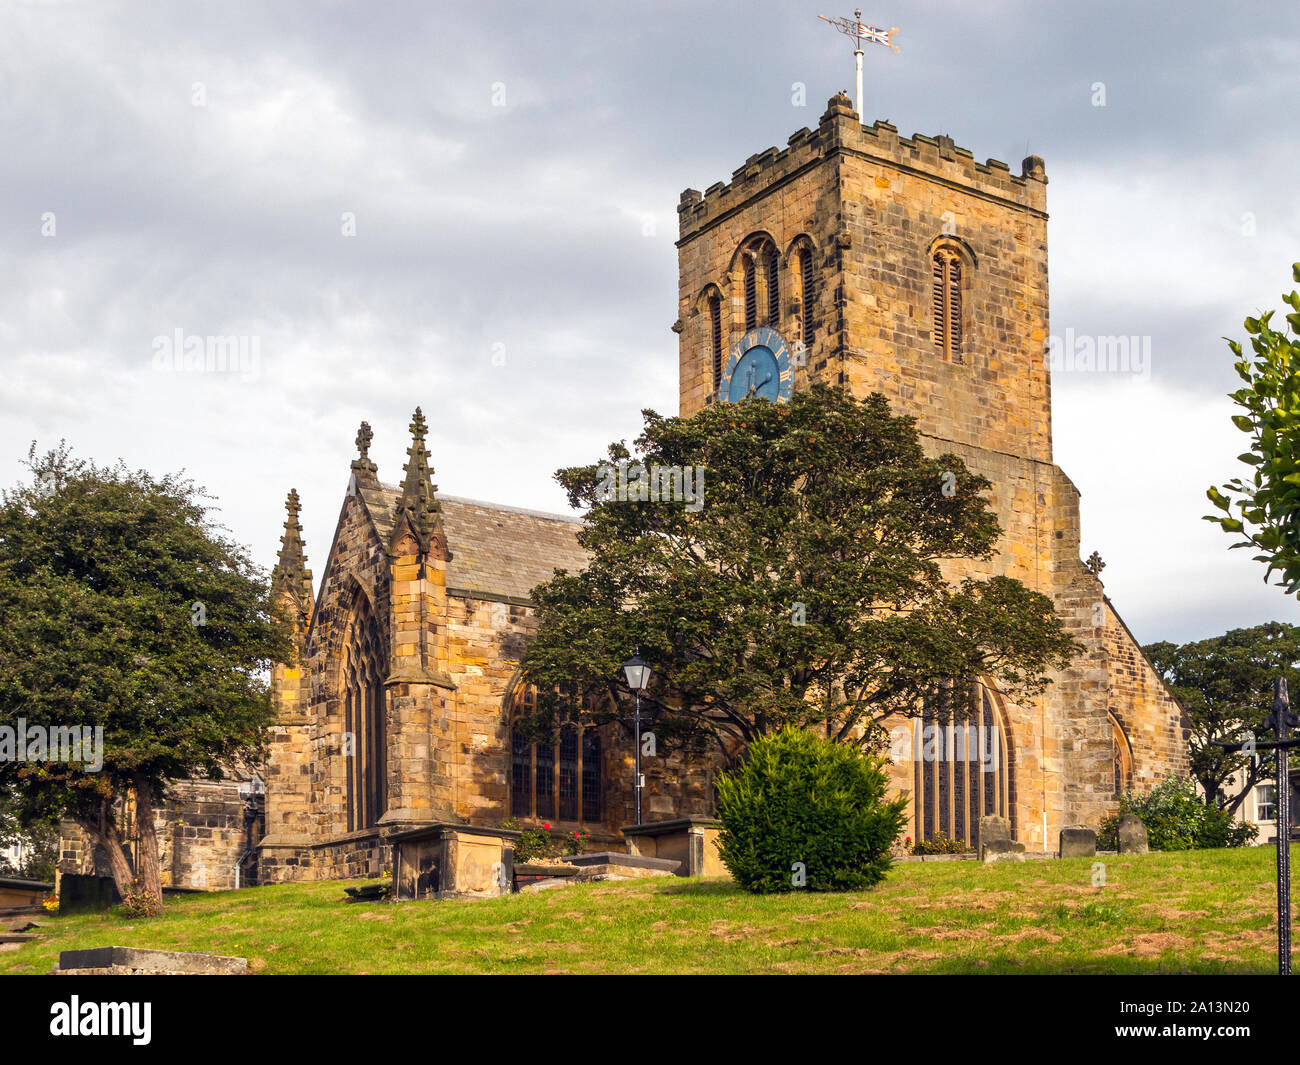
854;47;864;116
819;10;900;122
854;10;864;117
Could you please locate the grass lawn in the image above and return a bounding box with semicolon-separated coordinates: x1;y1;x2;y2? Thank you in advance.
1;846;1290;975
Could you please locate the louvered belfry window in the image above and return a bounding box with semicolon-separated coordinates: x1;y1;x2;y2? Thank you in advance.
765;244;780;326
743;256;757;331
932;247;964;362
799;247;815;348
709;293;723;387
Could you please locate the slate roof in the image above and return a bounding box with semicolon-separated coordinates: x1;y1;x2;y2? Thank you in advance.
358;483;589;602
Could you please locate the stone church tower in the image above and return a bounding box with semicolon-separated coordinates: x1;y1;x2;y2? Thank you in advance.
674;93;1187;849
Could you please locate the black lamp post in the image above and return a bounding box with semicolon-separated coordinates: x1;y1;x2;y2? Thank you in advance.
622;651;652;825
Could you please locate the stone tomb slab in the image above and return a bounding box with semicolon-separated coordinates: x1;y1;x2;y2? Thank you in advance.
562;852;681;877
58;946;247;975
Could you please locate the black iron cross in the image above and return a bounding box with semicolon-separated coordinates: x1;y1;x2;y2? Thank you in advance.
1215;676;1300;976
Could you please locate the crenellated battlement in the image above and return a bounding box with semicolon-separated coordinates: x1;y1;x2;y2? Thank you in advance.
679;93;1047;243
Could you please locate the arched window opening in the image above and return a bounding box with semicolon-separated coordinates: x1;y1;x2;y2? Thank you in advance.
743;256;758;331
932;245;965;363
1111;714;1134;797
737;235;779;333
799;246;815;349
912;682;1012;847
709;292;724;387
765;244;780;326
342;593;386;832
508;684;604;825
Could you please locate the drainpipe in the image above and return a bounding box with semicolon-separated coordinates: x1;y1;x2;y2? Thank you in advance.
234;847;255;890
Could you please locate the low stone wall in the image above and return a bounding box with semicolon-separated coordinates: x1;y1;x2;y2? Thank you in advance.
260;829;386;883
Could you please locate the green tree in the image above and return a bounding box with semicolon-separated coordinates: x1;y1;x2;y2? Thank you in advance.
1144;622;1300;814
1097;777;1257;851
1206;263;1300;592
519;386;1078;760
0;444;290;908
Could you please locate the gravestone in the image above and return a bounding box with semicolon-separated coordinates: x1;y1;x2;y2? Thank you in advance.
1117;813;1149;854
977;814;1012;863
1059;827;1097;858
981;837;1026;864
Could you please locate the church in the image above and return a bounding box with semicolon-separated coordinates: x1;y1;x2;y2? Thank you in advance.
58;94;1187;891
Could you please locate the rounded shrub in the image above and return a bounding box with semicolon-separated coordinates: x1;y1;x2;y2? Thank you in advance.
1097;775;1259;851
715;726;908;893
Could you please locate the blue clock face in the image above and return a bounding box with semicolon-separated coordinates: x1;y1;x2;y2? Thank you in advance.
718;327;794;404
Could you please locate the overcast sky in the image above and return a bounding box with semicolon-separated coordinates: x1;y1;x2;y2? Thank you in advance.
2;0;1298;647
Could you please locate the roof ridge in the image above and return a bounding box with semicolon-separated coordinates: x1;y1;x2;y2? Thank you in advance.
373;482;584;525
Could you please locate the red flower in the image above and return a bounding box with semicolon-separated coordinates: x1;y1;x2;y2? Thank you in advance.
543;822;551;830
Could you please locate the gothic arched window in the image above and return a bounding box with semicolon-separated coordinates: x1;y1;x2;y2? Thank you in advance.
765;243;780;326
342;593;386;832
743;255;758;331
1110;713;1134;797
931;244;965;363
738;235;779;333
911;682;1013;847
508;684;603;825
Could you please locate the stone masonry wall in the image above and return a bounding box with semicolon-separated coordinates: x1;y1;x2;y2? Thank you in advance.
57;777;258;893
442;591;717;843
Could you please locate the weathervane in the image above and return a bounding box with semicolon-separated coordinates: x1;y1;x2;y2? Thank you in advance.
818;9;900;120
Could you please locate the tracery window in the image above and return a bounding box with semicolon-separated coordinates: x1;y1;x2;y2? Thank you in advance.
912;682;1012;846
342;593;387;831
509;683;603;825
